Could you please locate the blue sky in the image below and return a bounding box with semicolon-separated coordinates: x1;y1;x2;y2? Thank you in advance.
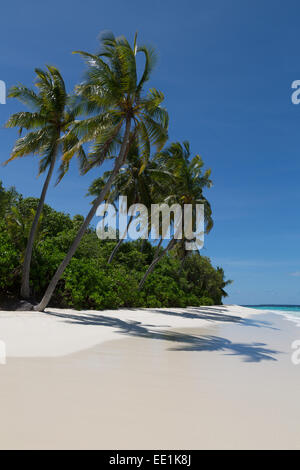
1;0;300;304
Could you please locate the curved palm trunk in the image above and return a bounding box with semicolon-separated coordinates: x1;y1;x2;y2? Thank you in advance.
108;238;124;264
35;119;131;312
107;215;133;264
154;237;163;257
139;237;175;290
21;154;57;299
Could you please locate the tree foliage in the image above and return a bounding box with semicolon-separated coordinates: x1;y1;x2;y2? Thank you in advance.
0;182;231;308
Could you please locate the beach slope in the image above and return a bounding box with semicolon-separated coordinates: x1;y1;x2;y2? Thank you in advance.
0;305;299;450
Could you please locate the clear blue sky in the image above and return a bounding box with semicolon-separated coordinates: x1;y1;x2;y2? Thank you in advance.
1;0;300;305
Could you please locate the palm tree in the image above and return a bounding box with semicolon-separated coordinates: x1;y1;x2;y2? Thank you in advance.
139;141;213;289
88;140;171;264
34;32;168;311
6;206;45;265
4;66;84;300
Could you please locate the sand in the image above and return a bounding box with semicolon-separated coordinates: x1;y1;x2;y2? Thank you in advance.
0;304;257;357
0;305;299;449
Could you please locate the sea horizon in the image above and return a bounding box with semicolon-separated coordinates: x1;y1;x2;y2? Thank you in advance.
245;304;300;310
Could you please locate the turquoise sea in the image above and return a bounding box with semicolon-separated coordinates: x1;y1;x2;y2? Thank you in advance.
245;305;300;323
246;305;300;313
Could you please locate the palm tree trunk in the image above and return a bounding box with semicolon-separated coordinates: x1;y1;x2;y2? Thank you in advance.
34;119;131;312
179;254;187;275
108;238;124;264
139;237;175;290
154;237;163;257
21;154;57;299
107;215;133;264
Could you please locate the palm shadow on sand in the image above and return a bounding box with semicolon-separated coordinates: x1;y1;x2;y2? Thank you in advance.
45;309;280;363
142;307;278;330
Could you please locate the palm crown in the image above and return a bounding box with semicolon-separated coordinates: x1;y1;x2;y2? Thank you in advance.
4;66;85;299
138;141;214;289
5;66;84;179
155;141;213;236
88;139;170;207
34;33;169;311
63;32;169;173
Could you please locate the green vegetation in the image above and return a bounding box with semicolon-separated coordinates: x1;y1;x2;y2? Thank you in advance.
2;31;232;310
0;183;231;309
33;32;169;311
4;67;84;299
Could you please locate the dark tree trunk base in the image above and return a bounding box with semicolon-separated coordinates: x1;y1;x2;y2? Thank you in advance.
0;298;36;311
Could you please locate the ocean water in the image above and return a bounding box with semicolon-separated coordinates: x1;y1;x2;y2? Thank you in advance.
246;305;300;314
245;305;300;326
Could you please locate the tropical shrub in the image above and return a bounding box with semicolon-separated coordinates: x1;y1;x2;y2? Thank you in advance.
0;182;231;309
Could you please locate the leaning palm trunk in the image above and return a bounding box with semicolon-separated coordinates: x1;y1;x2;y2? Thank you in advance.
138;237;176;290
154;237;163;258
34;120;131;312
21;153;57;299
108;238;124;264
107;215;133;264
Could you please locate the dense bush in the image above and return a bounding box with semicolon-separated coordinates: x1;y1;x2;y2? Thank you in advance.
0;182;231;309
0;221;19;290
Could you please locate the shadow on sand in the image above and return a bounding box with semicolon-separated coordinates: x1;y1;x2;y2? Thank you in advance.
144;307;278;331
45;307;280;363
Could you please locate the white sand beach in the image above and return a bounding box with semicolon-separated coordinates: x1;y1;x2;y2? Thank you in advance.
0;305;299;449
0;304;257;357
